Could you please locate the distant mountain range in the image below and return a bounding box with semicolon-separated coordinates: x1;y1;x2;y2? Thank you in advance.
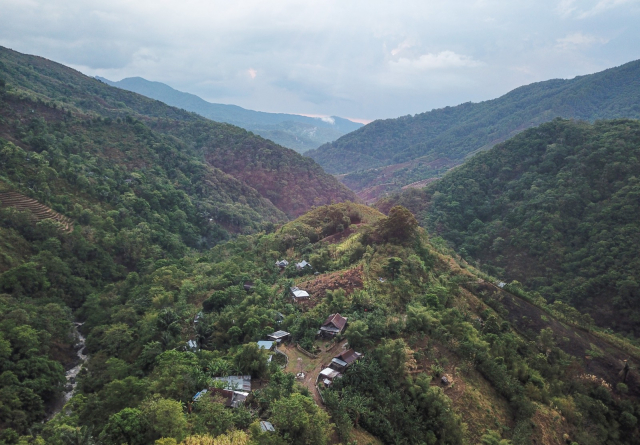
306;59;640;201
96;76;362;153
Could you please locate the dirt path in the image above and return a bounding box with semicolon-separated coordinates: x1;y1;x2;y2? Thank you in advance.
282;339;348;405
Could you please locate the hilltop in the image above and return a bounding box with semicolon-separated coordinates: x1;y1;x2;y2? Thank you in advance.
378;118;640;336
97;76;363;153
307;59;640;201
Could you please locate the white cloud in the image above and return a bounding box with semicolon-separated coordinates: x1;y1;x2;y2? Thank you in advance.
0;0;639;120
390;51;482;71
319;116;335;124
556;32;608;49
391;39;414;56
577;0;636;18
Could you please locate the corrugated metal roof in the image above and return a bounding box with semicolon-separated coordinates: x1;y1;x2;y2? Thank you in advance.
331;358;349;367
260;421;275;432
269;330;290;339
213;375;251;392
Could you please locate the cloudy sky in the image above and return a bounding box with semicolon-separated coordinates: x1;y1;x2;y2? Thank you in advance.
2;0;639;122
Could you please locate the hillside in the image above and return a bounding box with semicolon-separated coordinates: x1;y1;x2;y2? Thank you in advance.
10;200;637;444
308;59;640;200
97;76;363;153
378;118;640;336
0;46;356;219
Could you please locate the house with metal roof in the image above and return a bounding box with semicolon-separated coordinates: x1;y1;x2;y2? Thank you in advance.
212;375;252;392
290;286;310;301
275;259;289;269
319;367;342;387
295;260;312;270
319;313;348;338
267;330;291;343
329;349;363;372
210;388;249;409
260;421;276;432
257;340;275;351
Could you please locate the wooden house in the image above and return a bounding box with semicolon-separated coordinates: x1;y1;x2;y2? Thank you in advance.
319;313;347;338
329;349;363;372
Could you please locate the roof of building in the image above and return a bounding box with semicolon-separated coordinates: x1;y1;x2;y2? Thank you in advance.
260;421;276;432
268;330;290;339
210;388;248;408
275;259;289;267
296;260;311;269
321;313;347;331
257;341;275;350
319;368;342;379
212;375;251;392
331;358;349;368
335;349;362;365
193;389;208;401
290;287;310;298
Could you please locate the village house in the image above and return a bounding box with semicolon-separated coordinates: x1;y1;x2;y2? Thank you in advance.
209;387;249;408
319;313;348;338
212;375;252;392
295;260;312;271
290;286;310;301
319;367;342;387
267;330;291;343
275;259;289;269
243;281;255;292
257;340;276;362
259;421;276;433
257;340;275;351
329;349;363;372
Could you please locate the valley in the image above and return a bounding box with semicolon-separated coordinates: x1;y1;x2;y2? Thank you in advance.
1;45;640;445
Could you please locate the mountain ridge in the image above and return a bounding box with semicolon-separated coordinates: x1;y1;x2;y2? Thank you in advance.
308;58;640;201
96;75;363;153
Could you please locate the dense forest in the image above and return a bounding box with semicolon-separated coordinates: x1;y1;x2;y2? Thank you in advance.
378;118;640;336
97;76;363;154
308;59;640;199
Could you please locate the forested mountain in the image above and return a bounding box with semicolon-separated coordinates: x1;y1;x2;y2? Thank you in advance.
0;46;356;219
378;118;640;335
308;59;640;200
97;76;363;153
2;46;640;445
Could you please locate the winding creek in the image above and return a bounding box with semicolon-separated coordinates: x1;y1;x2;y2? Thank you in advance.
47;322;88;420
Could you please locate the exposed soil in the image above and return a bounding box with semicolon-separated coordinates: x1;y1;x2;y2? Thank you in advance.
295;266;363;309
282;339;349;406
467;281;640;397
401;177;439;190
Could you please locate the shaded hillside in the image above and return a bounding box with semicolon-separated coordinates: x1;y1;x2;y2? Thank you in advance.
0;46;356;219
97;76;363;153
308;59;640;199
378;118;640;335
158;120;356;218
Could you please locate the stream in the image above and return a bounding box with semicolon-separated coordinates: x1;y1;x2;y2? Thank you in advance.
47;322;88;420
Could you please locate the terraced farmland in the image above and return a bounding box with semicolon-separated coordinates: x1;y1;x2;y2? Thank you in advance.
0;192;73;233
